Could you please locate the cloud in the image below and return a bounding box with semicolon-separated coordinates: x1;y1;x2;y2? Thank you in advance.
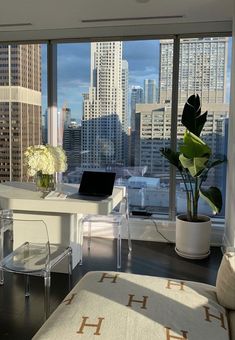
123;40;159;62
57;44;91;118
128;67;158;87
58;43;90;87
124;40;160;88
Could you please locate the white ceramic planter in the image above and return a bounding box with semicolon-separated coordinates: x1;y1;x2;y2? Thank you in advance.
175;214;211;259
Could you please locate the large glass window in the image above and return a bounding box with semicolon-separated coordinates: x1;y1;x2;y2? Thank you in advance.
176;37;231;219
57;40;173;217
0;36;231;222
0;44;47;182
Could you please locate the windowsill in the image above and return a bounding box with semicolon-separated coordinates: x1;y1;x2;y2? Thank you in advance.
83;216;224;246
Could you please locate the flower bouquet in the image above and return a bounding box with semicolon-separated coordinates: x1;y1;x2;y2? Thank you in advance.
24;145;67;192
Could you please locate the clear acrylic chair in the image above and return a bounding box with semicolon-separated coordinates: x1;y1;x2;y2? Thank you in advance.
81;196;132;269
0;210;72;319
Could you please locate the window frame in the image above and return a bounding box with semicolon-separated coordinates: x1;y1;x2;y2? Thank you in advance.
1;31;231;221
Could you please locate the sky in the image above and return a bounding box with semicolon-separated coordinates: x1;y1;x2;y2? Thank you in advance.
41;38;232;123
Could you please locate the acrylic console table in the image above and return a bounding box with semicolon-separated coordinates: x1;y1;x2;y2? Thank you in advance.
0;182;125;272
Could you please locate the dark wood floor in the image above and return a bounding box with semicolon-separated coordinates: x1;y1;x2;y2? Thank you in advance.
0;238;223;340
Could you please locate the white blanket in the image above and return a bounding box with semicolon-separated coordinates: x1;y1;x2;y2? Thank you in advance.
33;271;230;340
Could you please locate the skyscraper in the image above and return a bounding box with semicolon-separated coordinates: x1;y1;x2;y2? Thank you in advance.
122;60;129;165
0;44;41;182
159;37;228;104
134;103;229;178
130;86;144;165
61;103;71;128
144;79;157;103
42;109;48;144
63;122;81;171
131;86;144;131
82;41;128;168
58;104;72;146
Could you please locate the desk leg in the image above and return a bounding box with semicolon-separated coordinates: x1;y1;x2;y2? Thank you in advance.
69;213;83;269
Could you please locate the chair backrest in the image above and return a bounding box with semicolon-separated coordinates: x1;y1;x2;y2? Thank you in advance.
0;211;51;270
0;209;13;229
118;197;129;216
0;210;14;261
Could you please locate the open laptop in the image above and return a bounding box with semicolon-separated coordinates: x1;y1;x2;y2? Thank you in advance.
78;171;116;199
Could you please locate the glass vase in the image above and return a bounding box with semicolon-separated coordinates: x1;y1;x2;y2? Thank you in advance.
35;171;55;193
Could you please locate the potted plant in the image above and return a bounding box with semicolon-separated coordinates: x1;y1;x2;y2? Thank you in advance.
160;94;226;259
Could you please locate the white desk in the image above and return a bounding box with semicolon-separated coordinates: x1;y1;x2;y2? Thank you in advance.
0;182;125;272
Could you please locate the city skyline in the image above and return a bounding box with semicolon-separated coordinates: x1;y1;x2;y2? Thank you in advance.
0;39;228;216
41;38;232;123
42;40;160;122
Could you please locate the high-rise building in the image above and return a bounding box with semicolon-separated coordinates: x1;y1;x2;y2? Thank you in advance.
159;37;228;104
130;86;144;165
134;103;171;176
144;79;157;103
58;104;72;145
134;37;229;184
134;102;229;185
122;60;129;165
62;104;71;128
81;41;128;168
63;122;82;171
0;44;41;182
42;109;48;144
131;86;144;131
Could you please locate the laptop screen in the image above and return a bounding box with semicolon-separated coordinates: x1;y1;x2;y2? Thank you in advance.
79;171;116;197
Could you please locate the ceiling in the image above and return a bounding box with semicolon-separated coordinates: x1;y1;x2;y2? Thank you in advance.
0;0;233;41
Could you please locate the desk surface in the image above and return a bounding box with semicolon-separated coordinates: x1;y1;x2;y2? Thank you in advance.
0;182;125;215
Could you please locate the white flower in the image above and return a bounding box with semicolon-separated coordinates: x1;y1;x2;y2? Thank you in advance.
24;144;67;177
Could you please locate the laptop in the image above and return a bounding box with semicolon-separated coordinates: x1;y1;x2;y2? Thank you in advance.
78;171;116;199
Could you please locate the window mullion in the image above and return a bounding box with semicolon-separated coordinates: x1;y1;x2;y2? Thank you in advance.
169;35;180;220
47;42;58;146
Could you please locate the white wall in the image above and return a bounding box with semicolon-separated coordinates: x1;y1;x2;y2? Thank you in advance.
224;3;235;248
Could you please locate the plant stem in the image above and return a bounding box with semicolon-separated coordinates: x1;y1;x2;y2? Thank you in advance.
186;171;195;221
187;191;192;221
180;171;192;221
193;177;199;221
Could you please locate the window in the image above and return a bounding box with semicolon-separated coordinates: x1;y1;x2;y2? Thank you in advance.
57;40;173;217
0;35;231;222
176;37;231;219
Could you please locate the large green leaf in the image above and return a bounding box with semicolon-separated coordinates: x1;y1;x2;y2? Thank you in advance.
199;187;223;214
160;148;183;171
179;131;211;159
179;154;209;177
181;94;208;136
